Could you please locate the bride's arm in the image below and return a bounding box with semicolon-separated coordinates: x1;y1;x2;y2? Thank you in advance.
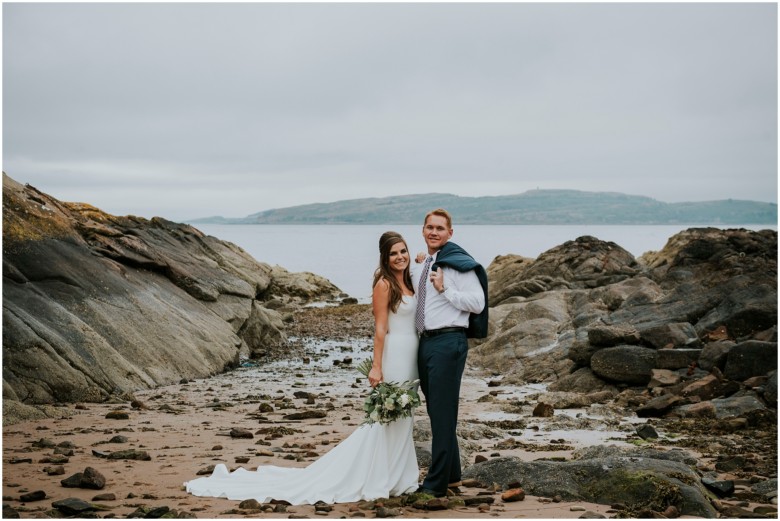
369;278;391;388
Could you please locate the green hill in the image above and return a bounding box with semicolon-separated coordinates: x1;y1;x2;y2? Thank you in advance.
190;190;777;225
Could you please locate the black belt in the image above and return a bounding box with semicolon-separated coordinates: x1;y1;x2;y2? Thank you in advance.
420;327;467;338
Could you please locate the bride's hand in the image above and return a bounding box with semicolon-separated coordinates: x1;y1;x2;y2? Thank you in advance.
368;366;383;388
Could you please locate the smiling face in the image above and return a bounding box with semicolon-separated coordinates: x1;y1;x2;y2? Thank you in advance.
387;240;410;275
422;213;453;254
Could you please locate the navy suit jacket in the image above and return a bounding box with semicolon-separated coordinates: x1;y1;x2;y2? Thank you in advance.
432;241;489;339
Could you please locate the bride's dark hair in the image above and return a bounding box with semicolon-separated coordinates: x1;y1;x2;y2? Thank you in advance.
373;231;414;313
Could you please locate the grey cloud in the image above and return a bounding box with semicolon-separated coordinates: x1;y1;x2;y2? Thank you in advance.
3;3;776;221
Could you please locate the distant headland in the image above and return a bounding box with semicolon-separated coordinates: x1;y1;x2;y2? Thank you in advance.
189;190;777;225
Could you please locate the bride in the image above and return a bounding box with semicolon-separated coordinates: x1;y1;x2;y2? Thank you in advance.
185;231;420;504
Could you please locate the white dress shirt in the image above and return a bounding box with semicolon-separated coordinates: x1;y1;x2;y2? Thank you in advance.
412;250;485;331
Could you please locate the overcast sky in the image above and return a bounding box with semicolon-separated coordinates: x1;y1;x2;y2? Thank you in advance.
3;3;777;222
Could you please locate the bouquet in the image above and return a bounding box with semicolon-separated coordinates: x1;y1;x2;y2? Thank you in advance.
356;358;421;425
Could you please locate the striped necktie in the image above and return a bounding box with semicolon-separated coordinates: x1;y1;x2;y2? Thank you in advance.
415;256;433;334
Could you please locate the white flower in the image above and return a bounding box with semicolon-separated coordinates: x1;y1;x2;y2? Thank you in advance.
384;398;396;411
398;394;410;408
370;409;380;422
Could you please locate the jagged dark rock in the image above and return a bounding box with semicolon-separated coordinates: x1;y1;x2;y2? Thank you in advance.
474;227;776;422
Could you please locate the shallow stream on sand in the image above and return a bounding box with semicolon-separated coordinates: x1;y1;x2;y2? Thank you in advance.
244;335;646;453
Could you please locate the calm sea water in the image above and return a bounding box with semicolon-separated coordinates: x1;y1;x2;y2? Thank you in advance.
195;224;776;301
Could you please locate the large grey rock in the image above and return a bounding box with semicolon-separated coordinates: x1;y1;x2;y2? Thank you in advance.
698;341;735;371
462;455;716;517
655;349;701;370
723;341;778;381
2;174;340;408
587;324;640;347
764;372;777;406
672;394;767;419
547;367;617;394
638;322;700;349
590;346;658;385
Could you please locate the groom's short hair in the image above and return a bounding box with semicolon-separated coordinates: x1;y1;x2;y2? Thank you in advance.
424;208;452;229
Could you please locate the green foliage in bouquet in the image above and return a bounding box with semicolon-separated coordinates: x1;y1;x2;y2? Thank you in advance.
356;358;421;425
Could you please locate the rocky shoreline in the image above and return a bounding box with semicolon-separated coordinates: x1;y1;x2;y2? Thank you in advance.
3;173;777;518
2;305;777;519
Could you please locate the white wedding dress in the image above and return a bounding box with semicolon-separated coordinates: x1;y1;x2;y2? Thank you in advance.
185;295;420;505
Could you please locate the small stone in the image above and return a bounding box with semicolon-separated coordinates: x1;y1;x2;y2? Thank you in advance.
662;505;680;518
702;477;735;497
375;506;401;518
478;503;490;512
716;455;747;472
9;458;32;464
92;493;116;501
463;496;494;506
314;502;333;512
51;497;96;515
571;505;587;511
144;505;170;518
239;499;261;510
230;428;254;439
105;410;129;420
107;449;151;461
273;503;287;513
108;435;128;443
501;488;525;502
212;445;223;451
81;467;106;489
2;505;20;518
283;410;327;420
425;498;449;510
578;512;607;519
636;424;659;440
45;465;65;476
235;456;250;464
532;403;554;417
474;455;488;464
196;465;215;475
19;490;46;502
61;473;85;488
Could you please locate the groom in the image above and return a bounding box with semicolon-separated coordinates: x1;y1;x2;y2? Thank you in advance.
413;208;488;497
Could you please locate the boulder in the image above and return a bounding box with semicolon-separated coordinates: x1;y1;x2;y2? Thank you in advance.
648;369;682;388
698;341;735;371
486;254;536;306
681;375;720;401
673;394;767;419
764;372;777;406
462;455;716;517
638;322;700;349
547;367;618;394
2;174;340;408
590;346;658;385
521;236;639;290
587;324;641;347
723;341;778;381
655;349;701;370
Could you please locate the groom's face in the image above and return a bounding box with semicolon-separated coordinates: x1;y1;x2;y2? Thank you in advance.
422;215;452;253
